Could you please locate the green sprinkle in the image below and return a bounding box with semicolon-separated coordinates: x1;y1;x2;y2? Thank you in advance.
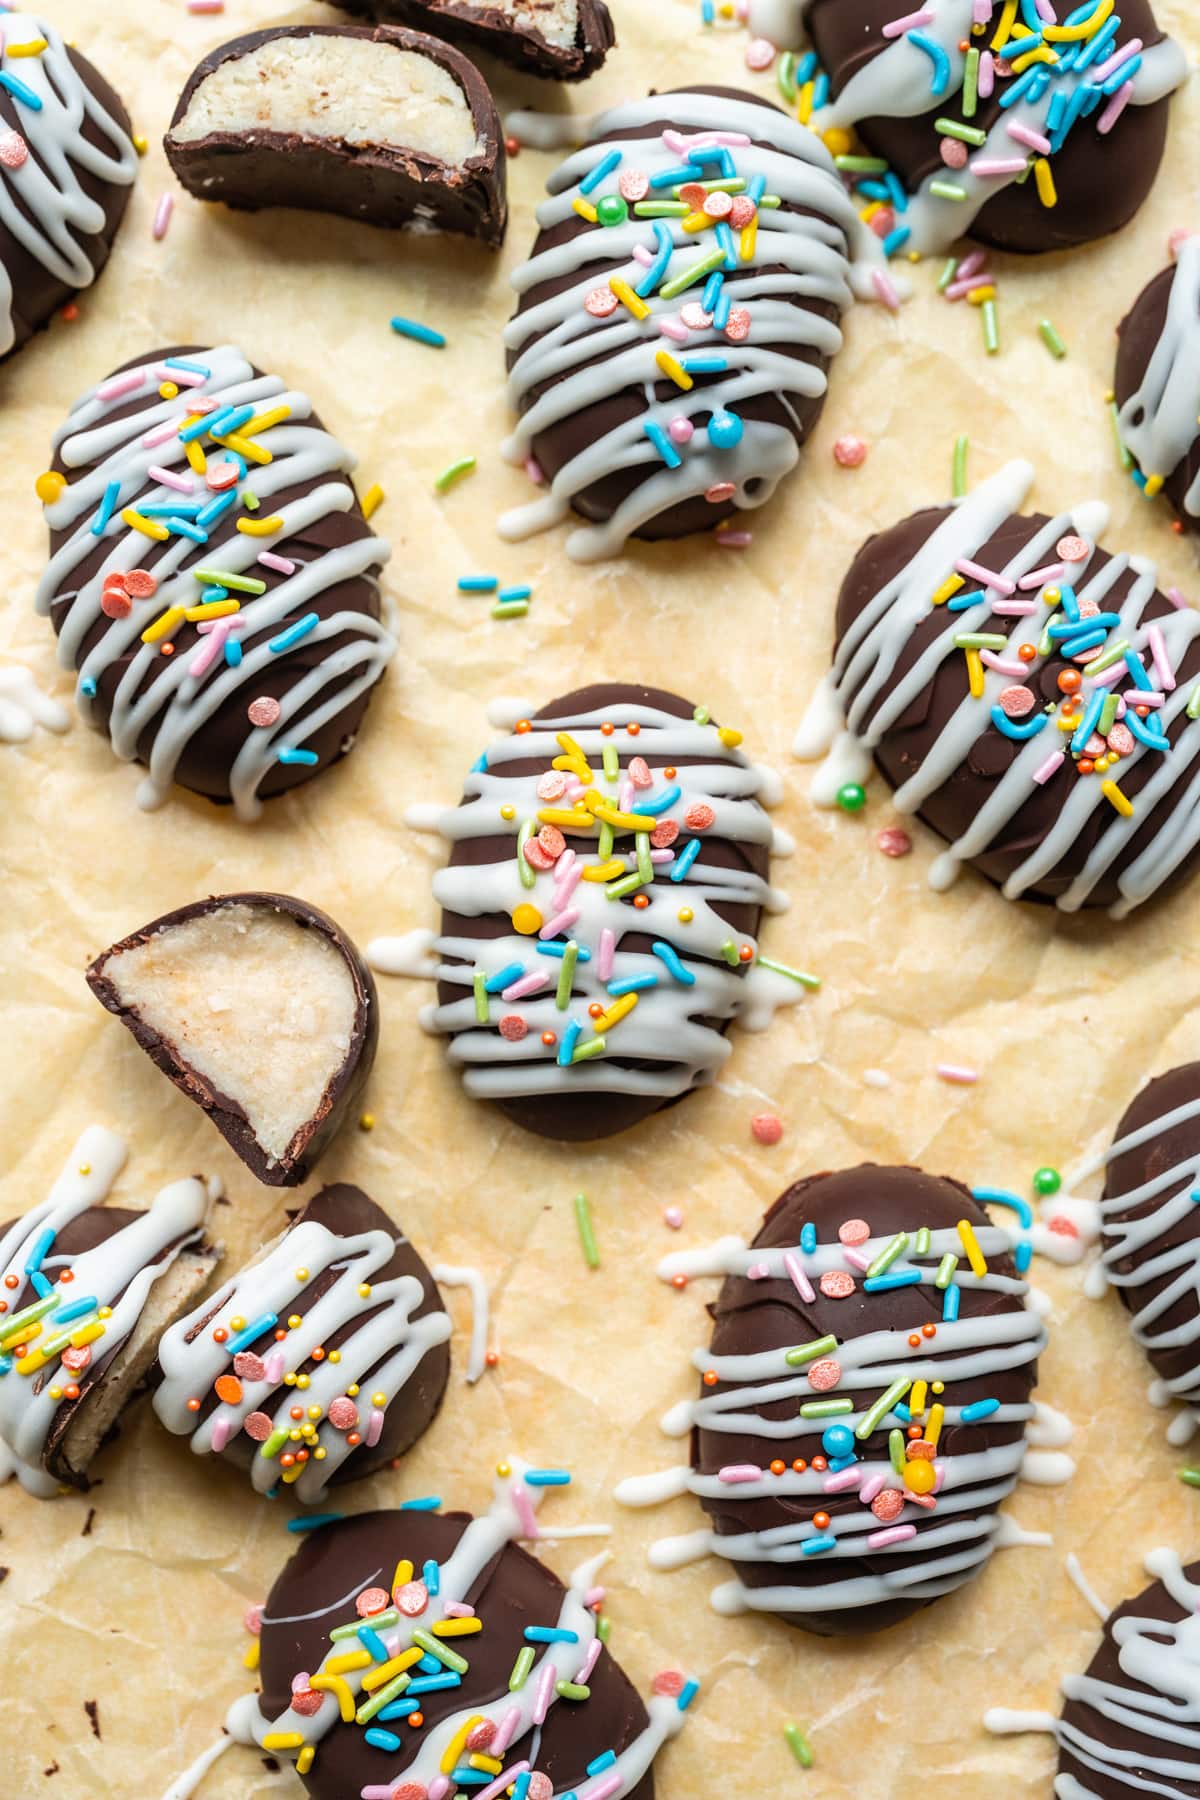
856;1377;912;1441
474;969;489;1024
259;1427;289;1460
692;704;711;725
1188;687;1200;722
1084;636;1130;676
835;154;889;173
953;434;969;498
602;742;620;782
242;490;259;511
954;633;1007;650
412;1628;468;1675
866;1231;909;1279
934;1252;958;1290
517;819;536;890
192;567;266;594
571;1035;607;1064
981;297;999;357
606;871;647;902
799;1397;854;1418
636;831;653;884
914;1227;932;1256
889;1428;907;1473
660;248;727;302
1109;397;1134;471
556;941;578;1010
509;1646;536;1691
597;1614;612;1644
963;46;980;116
634;200;689;218
673;177;746;197
929;181;968;201
355;1673;411;1724
784;1335;839;1368
938;257;960;293
574;1191;600;1269
1038;319;1067;360
556;1681;590;1701
435;455;477;493
777;49;798;103
597;819;615;862
331;1610;398;1641
718;937;741;967
934;118;987;145
760;195;782;210
784;1723;815;1769
755;954;821;992
0;1292;61;1341
491;600;529;620
1179;1467;1200;1488
1098;693;1119;736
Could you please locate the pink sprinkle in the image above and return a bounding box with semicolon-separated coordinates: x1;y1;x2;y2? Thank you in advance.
977;48;995;97
752;1111;784;1145
870;207;897;240
1167;587;1191;610
491;1707;524;1757
1005;121;1051;154
98;369;146;402
703;190;734;220
525;456;545;486
210;1417;231;1453
1033;750;1066;785
247;695;281;728
152;194;174;241
631;244;654;267
258;550;296;575
538;908;579;941
512;1481;539;1540
944;274;994;301
820;1270;855;1299
428;1781;453;1800
1019;563;1066;589
585;1587;606;1609
1090;661;1126;690
969;157;1026;178
833;435;868;469
718;1464;763;1484
882;7;933;34
783;1250;815;1303
188;618;230;677
585;286;619;318
243;1411;273;1442
716;531;753;550
706;481;737;503
154;362;206;387
868;1524;917;1549
396;1580;429;1617
746;1261;770;1280
244;1603;264;1636
859;1472;887;1504
148;464;193;493
870;1488;905;1522
653;1670;686;1697
937;1063;978;1085
956;249;989;280
990;600;1038;617
1098;81;1134;134
366;1407;385;1448
806;1357;842;1393
745;35;776;68
585;1777;623;1800
980;654;1028;678
0;130;27;169
233;1352;266;1381
823;1467;863;1493
871;268;901;311
328;1397;359;1430
725;303;752;341
668;416;695;445
955;557;1014;596
1122;690;1163;708
658;316;690;343
877;826;912;857
663;1205;684;1229
140;419;178;449
841;1246;871;1272
502;972;548;1002
553;858;582;907
1146;624;1176;690
578;1638;603;1683
597;927;616;981
187;0;224;10
265;1350;286;1383
619;169;649;203
1094;37;1142;81
532;1661;555;1725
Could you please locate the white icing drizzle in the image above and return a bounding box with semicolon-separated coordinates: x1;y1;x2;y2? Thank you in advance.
371;697;803;1106
36;344;395;819
793;458;1200;917
0;663;70;742
615;1223;1052;1620
986;1548;1200;1797
800;0;1188;257
1119;236;1200;519
154;1214;451;1503
204;1462;692;1800
433;1262;489;1383
501;89;879;563
0;1126;213;1498
0;13;137;356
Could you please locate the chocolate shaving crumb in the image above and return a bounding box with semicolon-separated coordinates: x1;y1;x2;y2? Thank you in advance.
81;1508;96;1537
261;1756;280;1772
43;1764;59;1778
84;1700;101;1740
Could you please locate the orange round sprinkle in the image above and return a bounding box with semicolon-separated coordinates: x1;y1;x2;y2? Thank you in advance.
186;1397;201;1413
770;1459;786;1476
296;1449;309;1463
515;720;532;733
410;1714;424;1730
627;722;641;735
59;1269;74;1283
64;1383;79;1400
601;721;614;735
61;303;79;321
632;894;650;909
1078;758;1094;775
290;1406;304;1420
908;1424;923;1439
541;1030;557;1047
792;1459;807;1473
161;643;174;657
311;1347;325;1362
588;1003;604;1019
664;767;676;778
811;1455;828;1473
4;1275;17;1290
1018;643;1037;663
274;1328;287;1341
280;1453;296;1468
1058;669;1082;694
0;1302;7;1314
738;945;754;963
671;1274;688;1289
214;1374;243;1405
347;1431;362;1447
813;1511;830;1531
485;1350;499;1368
213;1328;229;1344
703;1370;718;1387
922;1323;936;1338
908;1334;921;1348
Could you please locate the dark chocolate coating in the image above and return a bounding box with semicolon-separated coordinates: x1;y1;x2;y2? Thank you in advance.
45;346;388;808
256;1507;655;1800
806;0;1173;255
86;893;379;1187
159;1185;450;1487
1057;1561;1200;1797
332;0;615;81
0;46;134;360
165;25;507;248
436;682;770;1142
833;505;1200;909
506;87;845;543
1116;258;1200;537
696;1166;1036;1636
1103;1061;1200;1394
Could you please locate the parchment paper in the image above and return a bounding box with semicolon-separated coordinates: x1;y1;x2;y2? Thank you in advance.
2;1;1200;1792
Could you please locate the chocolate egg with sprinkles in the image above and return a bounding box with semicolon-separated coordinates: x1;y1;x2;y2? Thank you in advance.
501;86;870;561
376;682;802;1142
153;1184;451;1500
794;458;1200;915
986;1549;1200;1791
331;0;615;82
204;1462;693;1798
35;344;395;818
798;0;1186;257
0;13;137;358
618;1165;1047;1637
1116;234;1200;538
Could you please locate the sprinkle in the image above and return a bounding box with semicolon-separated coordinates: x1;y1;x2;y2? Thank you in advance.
784;1723;815;1768
458;575;499;593
492;600;529;620
574;1192;600;1269
609;277;649;320
192;567;266;595
981;298;1000;355
434;456;477;494
361;483;384;520
937;1063;978;1086
1101;779;1134;818
268;613;319;653
152;194;174;240
866;1231;909;1278
0;68;41;108
1038;319;1067;359
961;1398;1000;1423
391;316;446;347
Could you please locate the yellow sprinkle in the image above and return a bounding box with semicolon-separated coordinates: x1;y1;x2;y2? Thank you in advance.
122;508;169;541
991;0;1019;49
184;600;239;622
297;1747;315;1775
822;126;853;156
581;859;626;882
69;1321;106;1350
718;726;743;748
1011;44;1058;72
608;277;649;321
216;430;272;465
35;470;66;504
1043;0;1111;37
0;1316;41;1350
470;1754;504;1775
362;1648;423;1692
956;1217;988;1279
740;216;758;262
681;210;711;234
441;1716;487;1777
594;992;638;1033
966;284;997;305
927;1402;945;1448
239;405;291;438
655;349;693;392
538;807;595;829
281;1464;305;1484
236;515;285;537
326;1650;373;1676
859;201;884;223
910;1379;928;1417
7;38;47;54
309;1675;355;1722
243;1639;261;1671
1033;157;1057;209
796;79;814;125
432;1617;483;1637
132;132;148;155
141;606;185;644
572;196;598;223
593;804;656;831
932;574;964;606
184;438;207;475
1144;474;1165;499
393;1559;413;1589
263;1733;306;1751
14;1349;47;1376
1102;778;1134;818
965;647;985;699
159;382;179;400
362;483;384;520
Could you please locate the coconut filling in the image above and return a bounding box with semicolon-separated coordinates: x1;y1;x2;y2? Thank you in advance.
169;36;483;167
482;0;581;50
101;906;359;1164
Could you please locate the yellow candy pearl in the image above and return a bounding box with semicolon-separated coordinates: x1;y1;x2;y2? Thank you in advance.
35;470;66;504
677;908;693;924
902;1458;937;1495
512;904;543;936
822;126;853;157
500;804;516;821
496;1461;512;1478
371;1392;386;1408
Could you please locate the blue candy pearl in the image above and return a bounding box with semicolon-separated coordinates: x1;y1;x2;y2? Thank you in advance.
709;411;744;450
821;1423;855;1460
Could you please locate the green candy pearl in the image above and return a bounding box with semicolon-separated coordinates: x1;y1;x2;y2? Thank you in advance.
596;195;629;228
836;783;867;813
1033;1166;1062;1196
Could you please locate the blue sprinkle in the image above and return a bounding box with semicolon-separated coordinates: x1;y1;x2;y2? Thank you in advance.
643;419;681;470
1058;585;1080;623
277;747;318;766
165;357;211;376
378;1698;421;1720
828;1454;857;1472
650;164;696;190
201;585;230;604
997;64;1045;110
1015;1240;1033;1273
579;148;623;195
140;501;206;519
0;1357;11;1377
358;1627;390;1662
498;585;532;604
195;491;237;530
681;354;728;375
587;1751;618;1777
423;1558;440;1594
883;171;908;215
206;404;254;439
537;941;591;961
0;69;42;108
512;1775;532;1800
179;413;214;444
715;219;738;269
812;69;830;107
961;1398;1000;1423
894;1403;912;1423
408;1673;461;1696
485;963;526;993
906;29;951;92
226;1313;277;1355
636;782;682;816
80;677;98;699
747;171;767;205
947;590;987;612
713;284;733;331
364;1728;402;1752
972;1186;1033;1230
795;50;817;83
678;1678;700;1712
686;143;729;168
268;612;319;653
524;1469;572;1486
224;638;243;668
1102;54;1140;92
882;225;912;258
55;1294;99;1325
864;1269;923;1292
702;270;724;314
1070;689;1106;755
165;515;208;544
285;1511;343;1533
1048;612;1120;639
990;707;1048;743
802;1535;837;1556
31;1271;52;1299
800;1222;817;1255
471;752;489;773
458;576;498;593
90;481;120;537
709;411;744;451
651;940;695;986
401;1496;443;1512
24;1227;56;1274
636;220;675;299
1124;649;1154;691
558;1020;582;1066
524;1627;579;1644
417;1653;442;1675
606;974;658;996
942;1283;961;1323
450;1773;491;1790
391;317;446;348
669;836;701;882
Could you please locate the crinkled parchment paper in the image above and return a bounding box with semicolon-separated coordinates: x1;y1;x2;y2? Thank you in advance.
2;0;1200;1793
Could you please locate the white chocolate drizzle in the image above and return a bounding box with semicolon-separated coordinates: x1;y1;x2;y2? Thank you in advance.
1119;236;1200;519
154;1213;451;1503
0;1126;214;1498
793;458;1200;917
369;696;805;1107
0;13;137;355
501;88;881;562
36;344;395;819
